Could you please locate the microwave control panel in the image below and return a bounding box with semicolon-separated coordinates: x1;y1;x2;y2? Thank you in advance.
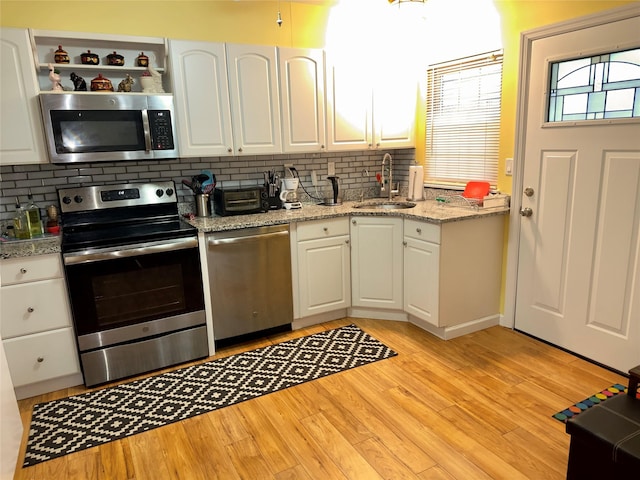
148;110;175;150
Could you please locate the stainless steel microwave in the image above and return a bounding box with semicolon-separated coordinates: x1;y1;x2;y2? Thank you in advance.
39;93;178;164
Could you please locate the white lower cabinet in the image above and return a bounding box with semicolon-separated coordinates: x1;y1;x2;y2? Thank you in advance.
350;216;403;309
3;328;79;388
295;218;351;318
403;220;440;325
403;216;505;335
0;253;82;398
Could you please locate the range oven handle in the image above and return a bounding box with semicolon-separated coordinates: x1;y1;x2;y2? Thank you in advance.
63;237;198;265
141;109;152;152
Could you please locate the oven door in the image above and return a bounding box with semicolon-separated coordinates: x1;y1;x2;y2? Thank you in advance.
63;237;205;352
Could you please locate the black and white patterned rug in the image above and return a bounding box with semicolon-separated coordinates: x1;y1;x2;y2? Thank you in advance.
23;324;397;467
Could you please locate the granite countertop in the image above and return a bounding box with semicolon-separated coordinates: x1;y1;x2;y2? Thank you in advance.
1;200;509;259
187;199;510;233
0;234;62;260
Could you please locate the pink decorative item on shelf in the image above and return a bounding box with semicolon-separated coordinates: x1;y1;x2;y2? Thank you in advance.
48;63;63;91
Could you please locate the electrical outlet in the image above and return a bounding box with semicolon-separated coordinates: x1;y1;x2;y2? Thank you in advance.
505;158;513;176
311;171;318;186
327;161;335;176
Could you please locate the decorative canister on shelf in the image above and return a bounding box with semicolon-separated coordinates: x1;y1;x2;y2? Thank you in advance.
54;45;70;63
90;73;114;92
70;72;87;91
139;70;154;93
117;74;135;92
80;50;100;65
106;51;125;66
136;52;149;67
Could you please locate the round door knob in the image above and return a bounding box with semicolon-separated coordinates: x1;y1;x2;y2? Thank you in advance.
345;239;350;244
323;227;328;232
403;241;408;247
352;220;357;225
227;147;232;153
520;207;533;217
37;357;44;363
524;187;535;197
238;148;243;153
27;307;34;313
20;268;27;274
416;228;422;234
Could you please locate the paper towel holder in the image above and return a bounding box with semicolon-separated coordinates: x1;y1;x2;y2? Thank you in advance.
407;165;425;201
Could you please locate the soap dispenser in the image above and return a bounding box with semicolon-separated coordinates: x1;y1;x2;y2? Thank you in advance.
13;198;30;239
26;190;44;237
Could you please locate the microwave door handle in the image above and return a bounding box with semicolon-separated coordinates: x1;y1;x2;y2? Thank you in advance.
141;109;152;151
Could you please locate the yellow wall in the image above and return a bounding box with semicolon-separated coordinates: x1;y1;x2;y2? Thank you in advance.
1;0;637;313
1;0;635;195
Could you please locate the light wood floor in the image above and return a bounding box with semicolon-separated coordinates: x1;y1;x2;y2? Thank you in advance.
13;318;628;480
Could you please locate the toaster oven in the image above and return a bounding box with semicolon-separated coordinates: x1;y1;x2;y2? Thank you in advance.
213;186;268;216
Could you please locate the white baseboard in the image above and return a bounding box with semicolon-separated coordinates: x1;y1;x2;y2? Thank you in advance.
292;309;349;329
15;372;84;400
348;307;408;322
408;314;500;340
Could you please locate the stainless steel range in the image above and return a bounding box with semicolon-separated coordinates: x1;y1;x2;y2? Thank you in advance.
58;181;208;387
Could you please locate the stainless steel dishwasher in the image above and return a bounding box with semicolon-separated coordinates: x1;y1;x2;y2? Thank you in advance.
206;224;293;340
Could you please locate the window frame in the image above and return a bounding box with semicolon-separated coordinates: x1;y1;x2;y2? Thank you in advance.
424;49;503;189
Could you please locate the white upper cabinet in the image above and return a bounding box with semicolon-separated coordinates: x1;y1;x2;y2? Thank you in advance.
278;48;326;153
325;52;415;151
372;67;416;149
0;28;47;165
169;39;234;157
226;44;282;155
325;53;372;151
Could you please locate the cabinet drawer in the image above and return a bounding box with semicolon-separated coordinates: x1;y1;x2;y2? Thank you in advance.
3;328;80;387
1;278;72;338
297;218;350;242
404;219;440;244
0;253;63;286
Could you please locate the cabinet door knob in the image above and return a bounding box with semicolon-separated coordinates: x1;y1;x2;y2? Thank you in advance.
20;268;27;274
238;148;243;153
323;227;328;232
27;307;34;313
37;357;44;363
416;228;422;234
227;147;232;153
352;220;357;225
403;241;408;247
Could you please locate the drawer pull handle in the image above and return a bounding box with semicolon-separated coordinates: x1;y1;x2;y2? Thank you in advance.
416;228;422;234
27;307;34;313
20;268;27;274
37;357;44;363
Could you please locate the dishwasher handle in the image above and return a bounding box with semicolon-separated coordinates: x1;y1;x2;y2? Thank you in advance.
207;229;289;247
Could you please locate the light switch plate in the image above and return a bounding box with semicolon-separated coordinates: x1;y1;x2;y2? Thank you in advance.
505;158;513;176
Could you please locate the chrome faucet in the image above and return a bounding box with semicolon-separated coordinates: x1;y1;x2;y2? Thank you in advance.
381;153;395;200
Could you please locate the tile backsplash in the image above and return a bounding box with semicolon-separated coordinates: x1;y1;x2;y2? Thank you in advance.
0;148;416;225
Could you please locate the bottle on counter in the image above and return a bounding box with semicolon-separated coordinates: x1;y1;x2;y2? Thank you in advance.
13;197;30;239
26;190;44;237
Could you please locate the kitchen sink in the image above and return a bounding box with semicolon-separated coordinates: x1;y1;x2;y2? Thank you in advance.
352;200;417;210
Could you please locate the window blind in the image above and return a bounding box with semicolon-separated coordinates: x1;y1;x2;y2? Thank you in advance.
425;50;503;187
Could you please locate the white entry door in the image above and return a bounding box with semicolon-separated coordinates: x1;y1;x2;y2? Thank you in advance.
514;8;640;373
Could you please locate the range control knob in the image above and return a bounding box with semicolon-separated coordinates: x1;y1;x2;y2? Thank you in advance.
62;196;72;204
166;188;174;197
73;195;83;204
156;189;164;197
